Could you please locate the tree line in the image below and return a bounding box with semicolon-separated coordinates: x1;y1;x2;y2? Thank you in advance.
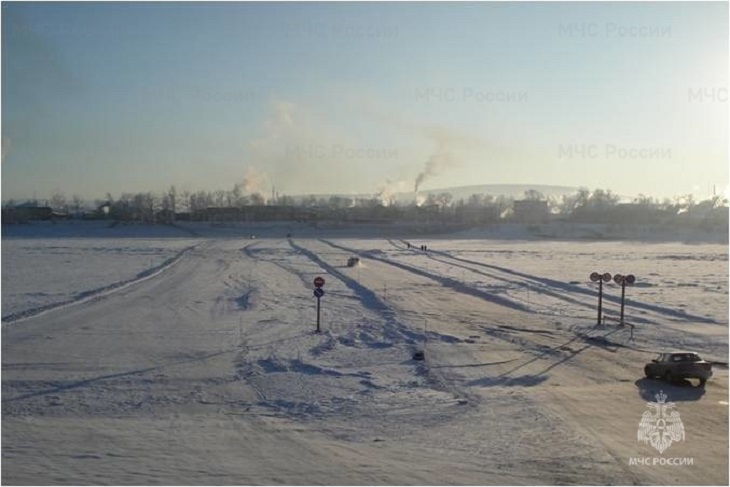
3;184;727;229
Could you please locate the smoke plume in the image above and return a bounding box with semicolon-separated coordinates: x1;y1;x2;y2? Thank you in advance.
247;99;353;195
413;127;464;193
242;166;269;194
414;148;453;193
375;179;409;206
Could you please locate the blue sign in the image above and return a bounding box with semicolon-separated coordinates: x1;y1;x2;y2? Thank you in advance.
313;288;325;298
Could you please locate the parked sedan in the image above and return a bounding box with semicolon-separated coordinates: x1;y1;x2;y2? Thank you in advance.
644;351;713;386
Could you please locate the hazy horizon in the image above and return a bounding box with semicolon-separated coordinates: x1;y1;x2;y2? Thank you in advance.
2;2;728;202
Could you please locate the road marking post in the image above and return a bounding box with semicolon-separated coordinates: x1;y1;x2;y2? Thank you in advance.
613;273;636;325
590;272;612;325
313;277;325;332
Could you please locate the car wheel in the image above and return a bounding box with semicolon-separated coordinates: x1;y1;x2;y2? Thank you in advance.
699;378;707;387
644;366;653;379
664;371;672;383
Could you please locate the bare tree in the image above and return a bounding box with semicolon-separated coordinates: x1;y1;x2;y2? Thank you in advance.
230;184;243;208
574;187;591;209
50;191;68;212
70;194;84;217
301;195;318;207
179;190;191;213
434;192;453;209
633;194;656;206
675;194;695;211
589;189;620;208
467;193;493;207
328;195;353;209
213;190;226;207
168;186;177;219
250;193;266;206
277;194;295;207
523;189;545;201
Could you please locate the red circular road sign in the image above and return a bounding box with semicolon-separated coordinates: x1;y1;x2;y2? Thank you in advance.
602;273;612;283
613;274;624;285
313;276;325;288
590;272;600;282
625;274;636;285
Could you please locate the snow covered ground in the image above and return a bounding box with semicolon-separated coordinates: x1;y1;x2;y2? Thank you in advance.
334;238;728;360
2;236;198;320
2;222;728;485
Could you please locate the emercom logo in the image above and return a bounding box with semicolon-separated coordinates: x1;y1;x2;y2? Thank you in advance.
637;390;685;454
629;391;693;467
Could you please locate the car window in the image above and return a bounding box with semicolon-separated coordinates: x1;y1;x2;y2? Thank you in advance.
672;355;682;362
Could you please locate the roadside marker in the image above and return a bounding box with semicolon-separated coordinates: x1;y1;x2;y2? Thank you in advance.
313;276;326;332
615;274;636;325
590;271;612;325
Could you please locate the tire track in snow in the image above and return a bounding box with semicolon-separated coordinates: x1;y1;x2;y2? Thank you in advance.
288;239;483;406
2;243;202;326
416;244;721;324
242;241;313;291
326;239;662;374
387;240;727;362
241;240;475;416
320;239;531;312
387;239;595;317
314;239;622;392
287;239;421;345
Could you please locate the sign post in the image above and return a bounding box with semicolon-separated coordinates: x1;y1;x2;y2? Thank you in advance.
613;274;635;325
590;272;612;325
313;277;325;332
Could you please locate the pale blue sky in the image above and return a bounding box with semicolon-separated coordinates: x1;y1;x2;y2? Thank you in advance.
2;1;727;201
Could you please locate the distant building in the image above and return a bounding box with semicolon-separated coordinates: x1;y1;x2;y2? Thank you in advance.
203;205;304;222
512;200;549;223
2;202;67;223
454;205;500;224
611;203;666;224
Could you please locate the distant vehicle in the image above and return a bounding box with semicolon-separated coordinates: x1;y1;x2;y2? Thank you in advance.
644;351;713;386
347;257;360;267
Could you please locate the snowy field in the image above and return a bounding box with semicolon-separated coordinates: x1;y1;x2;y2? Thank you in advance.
2;222;728;485
2;236;198;320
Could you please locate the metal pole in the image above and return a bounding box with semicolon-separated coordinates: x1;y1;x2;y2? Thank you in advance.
316;297;321;333
597;280;603;325
620;282;626;325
